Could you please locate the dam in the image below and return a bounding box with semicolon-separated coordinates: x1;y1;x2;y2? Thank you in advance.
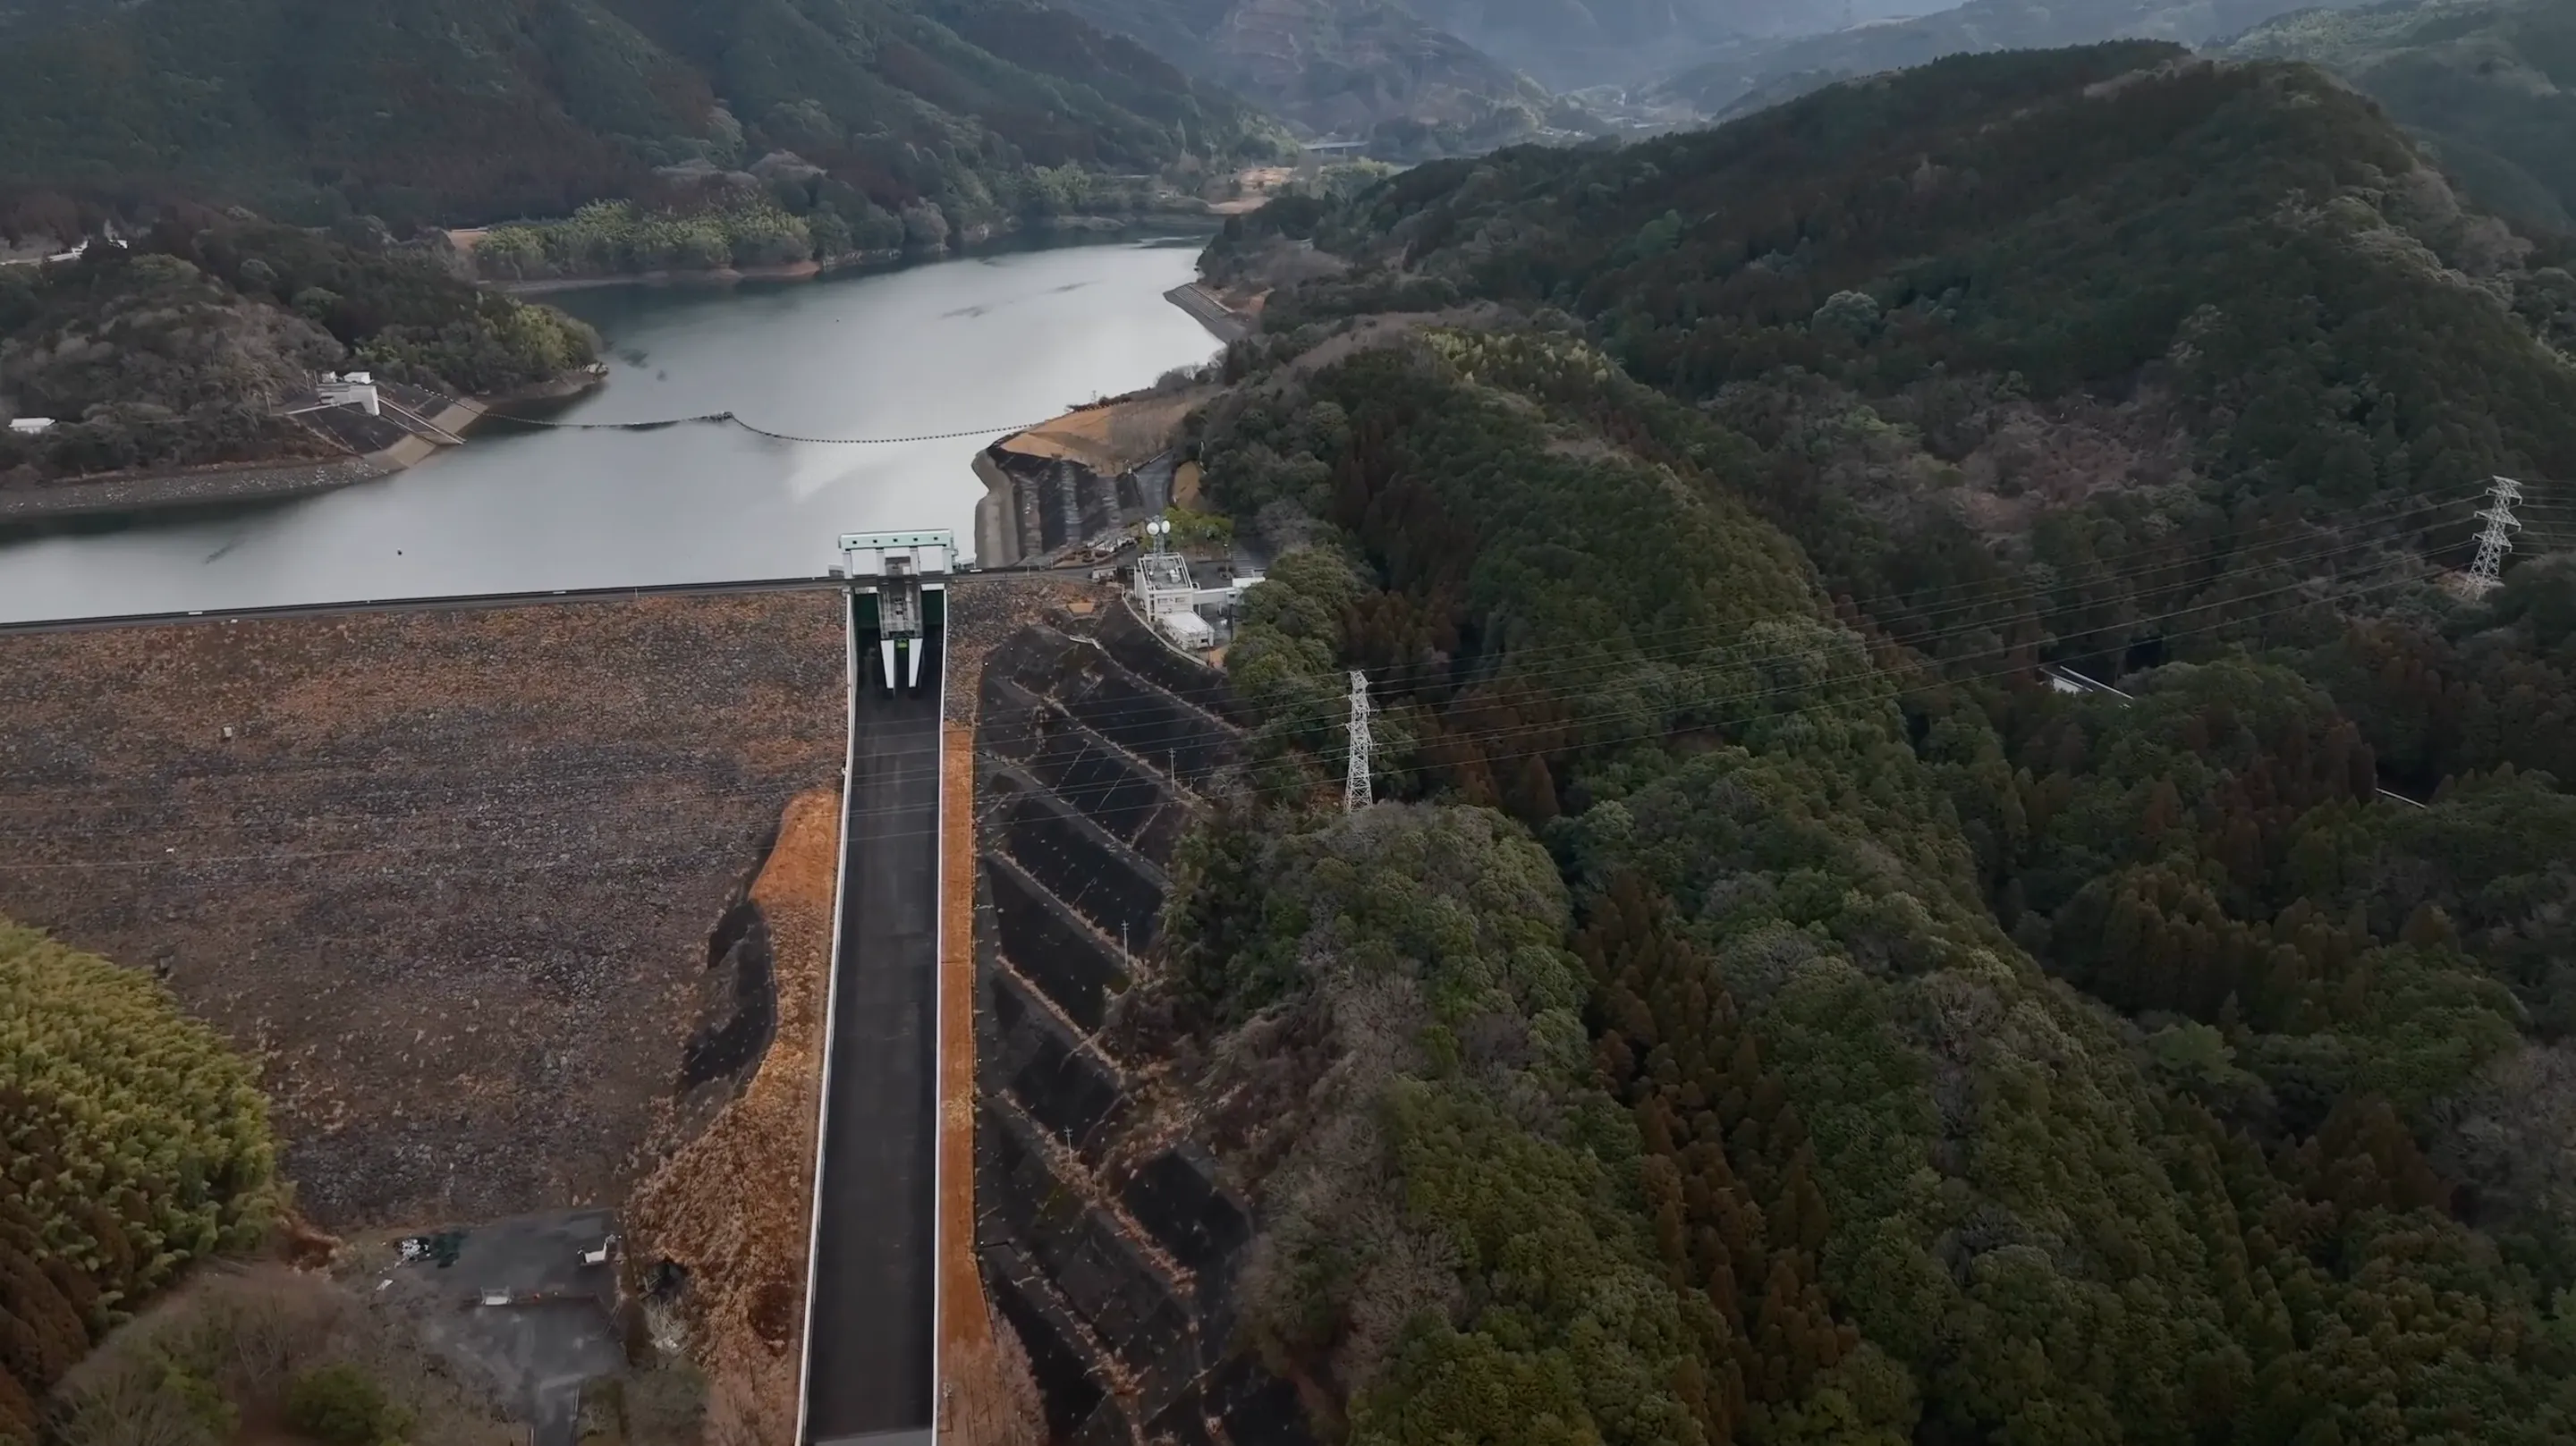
0;529;1297;1446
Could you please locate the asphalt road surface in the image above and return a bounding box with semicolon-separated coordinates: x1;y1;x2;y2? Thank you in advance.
801;606;941;1446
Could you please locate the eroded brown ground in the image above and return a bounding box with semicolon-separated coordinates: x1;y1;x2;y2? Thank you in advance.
0;592;844;1229
615;584;1082;1446
627;786;841;1446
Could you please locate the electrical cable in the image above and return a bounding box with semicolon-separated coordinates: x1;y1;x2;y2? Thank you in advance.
0;564;2434;870
1040;495;2473;722
0;520;2458;826
1017;516;2462;739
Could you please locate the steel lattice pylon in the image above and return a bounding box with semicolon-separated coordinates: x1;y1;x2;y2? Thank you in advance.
1343;669;1373;814
2466;476;2525;595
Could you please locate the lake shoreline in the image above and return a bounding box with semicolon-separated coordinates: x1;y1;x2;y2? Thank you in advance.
1;233;1224;527
0;394;496;526
0;241;1224;622
497;253;896;295
491;216;1216;295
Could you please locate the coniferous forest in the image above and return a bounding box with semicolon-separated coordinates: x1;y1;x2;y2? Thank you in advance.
1157;41;2576;1444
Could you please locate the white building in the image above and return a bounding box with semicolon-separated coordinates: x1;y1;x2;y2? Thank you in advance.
1157;608;1215;649
318;371;381;416
6;418;55;435
1129;535;1260;653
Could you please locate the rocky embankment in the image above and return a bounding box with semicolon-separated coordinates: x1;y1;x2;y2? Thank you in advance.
971;602;1309;1445
0;591;847;1227
0;382;493;524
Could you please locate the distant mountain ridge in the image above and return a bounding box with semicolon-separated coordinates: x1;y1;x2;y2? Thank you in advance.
1399;0;1851;89
0;0;1289;233
1046;0;1604;153
1654;0;2366;114
2219;0;2576;229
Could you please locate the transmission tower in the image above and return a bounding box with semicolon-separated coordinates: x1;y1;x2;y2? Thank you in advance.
1343;669;1373;814
2465;475;2525;595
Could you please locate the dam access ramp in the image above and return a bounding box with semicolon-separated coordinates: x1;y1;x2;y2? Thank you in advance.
797;534;951;1446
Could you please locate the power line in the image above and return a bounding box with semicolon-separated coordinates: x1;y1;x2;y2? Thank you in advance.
1063;497;2470;725
0;526;2449;834
2466;476;2525;595
1;494;2507;846
0;562;2436;870
0;529;2443;858
1090;520;2447;746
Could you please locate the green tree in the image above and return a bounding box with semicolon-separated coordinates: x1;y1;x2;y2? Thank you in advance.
0;918;277;1430
284;1363;405;1446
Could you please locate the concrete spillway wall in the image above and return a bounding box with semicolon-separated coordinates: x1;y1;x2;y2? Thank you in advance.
970;618;1304;1446
972;445;1169;571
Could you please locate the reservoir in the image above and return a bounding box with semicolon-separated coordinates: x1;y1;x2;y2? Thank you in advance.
0;239;1221;624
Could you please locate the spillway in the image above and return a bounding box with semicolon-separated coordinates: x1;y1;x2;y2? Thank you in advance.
797;594;944;1446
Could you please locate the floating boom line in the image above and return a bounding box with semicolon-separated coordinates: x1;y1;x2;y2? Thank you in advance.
480;409;1054;444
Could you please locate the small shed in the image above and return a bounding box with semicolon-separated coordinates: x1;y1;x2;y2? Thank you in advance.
1154;608;1215;650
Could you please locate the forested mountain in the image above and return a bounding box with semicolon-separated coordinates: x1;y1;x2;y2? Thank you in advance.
1041;0;1598;155
0;919;279;1438
1161;41;2576;1442
0;0;1288;234
2220;0;2576;230
1396;0;1855;89
1653;0;2365;115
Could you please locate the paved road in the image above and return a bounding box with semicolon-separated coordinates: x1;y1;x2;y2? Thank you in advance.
801;604;942;1446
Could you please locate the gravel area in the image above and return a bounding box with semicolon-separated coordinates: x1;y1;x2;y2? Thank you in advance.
625;788;838;1446
0;592;845;1228
943;578;1114;723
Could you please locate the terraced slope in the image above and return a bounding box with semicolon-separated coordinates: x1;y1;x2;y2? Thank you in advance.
970;608;1309;1445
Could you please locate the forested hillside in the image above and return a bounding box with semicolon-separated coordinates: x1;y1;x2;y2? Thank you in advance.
1652;0;2366;117
2221;0;2576;230
1042;0;1595;156
0;0;1288;235
0;918;279;1439
1;222;595;485
1157;41;2576;1443
1401;0;1843;89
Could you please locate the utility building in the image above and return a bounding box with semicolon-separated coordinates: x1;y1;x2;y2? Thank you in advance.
841;530;953;694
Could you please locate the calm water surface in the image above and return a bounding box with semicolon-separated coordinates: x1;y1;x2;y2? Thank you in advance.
0;239;1220;623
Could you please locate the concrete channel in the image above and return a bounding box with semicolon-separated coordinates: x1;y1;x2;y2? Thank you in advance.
798;592;943;1446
